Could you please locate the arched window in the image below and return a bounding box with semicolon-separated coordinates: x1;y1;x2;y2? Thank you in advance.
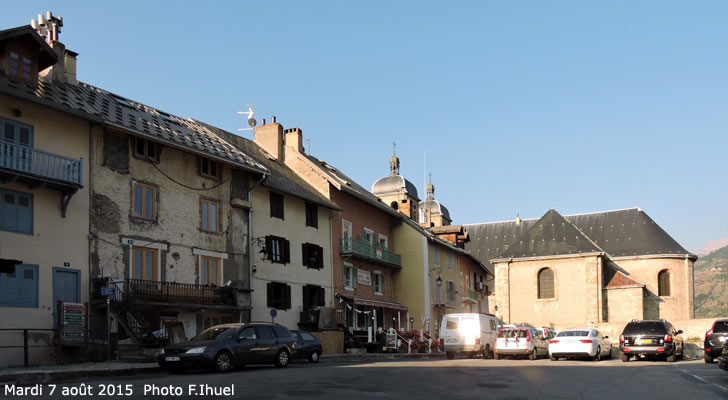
658;270;670;296
538;268;554;299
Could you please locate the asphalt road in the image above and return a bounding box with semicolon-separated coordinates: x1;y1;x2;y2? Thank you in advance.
4;357;728;400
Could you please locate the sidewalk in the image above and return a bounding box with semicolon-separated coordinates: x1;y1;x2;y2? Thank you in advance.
0;353;444;383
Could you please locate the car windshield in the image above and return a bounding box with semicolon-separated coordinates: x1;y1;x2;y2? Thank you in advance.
498;329;528;338
193;326;238;341
714;321;728;333
623;322;666;335
557;331;590;337
446;318;459;330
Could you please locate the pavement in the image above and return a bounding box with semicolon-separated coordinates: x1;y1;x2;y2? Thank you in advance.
0;352;445;384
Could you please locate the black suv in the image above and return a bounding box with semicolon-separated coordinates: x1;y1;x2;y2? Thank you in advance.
619;319;684;362
704;319;728;363
158;322;297;372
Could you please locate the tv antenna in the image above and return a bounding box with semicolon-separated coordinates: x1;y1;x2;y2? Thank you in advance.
30;11;62;43
237;104;256;131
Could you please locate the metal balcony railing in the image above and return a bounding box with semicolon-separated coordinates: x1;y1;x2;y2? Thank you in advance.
93;278;236;306
341;237;401;267
0;141;82;186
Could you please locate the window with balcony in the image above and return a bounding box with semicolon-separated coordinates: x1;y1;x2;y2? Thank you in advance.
132;247;158;281
267;282;291;310
133;137;160;162
132;181;157;221
372;271;384;295
342;220;352;250
201;198;221;232
201;256;221;286
378;234;388;249
305;203;318;228
302;243;323;269
200;157;221;180
265;235;290;264
0;189;32;234
269;192;284;219
363;228;374;245
2;117;33;147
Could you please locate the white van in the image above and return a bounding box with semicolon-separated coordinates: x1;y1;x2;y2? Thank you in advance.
439;313;504;359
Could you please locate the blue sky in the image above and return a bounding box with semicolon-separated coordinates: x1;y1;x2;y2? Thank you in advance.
3;1;726;252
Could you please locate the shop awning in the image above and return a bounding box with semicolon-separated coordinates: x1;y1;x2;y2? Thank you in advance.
337;294;407;311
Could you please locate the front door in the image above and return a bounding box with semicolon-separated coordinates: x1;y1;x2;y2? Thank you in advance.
53;268;80;327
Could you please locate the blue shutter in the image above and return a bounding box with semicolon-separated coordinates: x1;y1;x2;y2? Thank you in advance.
352;267;357;288
20;265;38;307
0;269;20;305
17;194;32;234
381;274;385;294
2;192;17;231
342;265;347;287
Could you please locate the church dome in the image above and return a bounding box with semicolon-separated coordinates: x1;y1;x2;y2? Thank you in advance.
419;199;451;221
372;175;420;200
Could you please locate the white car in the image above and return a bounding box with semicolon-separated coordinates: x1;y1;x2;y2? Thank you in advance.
549;329;612;361
440;313;504;359
494;327;549;360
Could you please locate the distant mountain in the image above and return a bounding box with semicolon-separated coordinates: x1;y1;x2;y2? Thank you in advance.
695;237;728;256
694;244;728;318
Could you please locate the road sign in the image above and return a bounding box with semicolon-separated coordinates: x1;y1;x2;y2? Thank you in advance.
270;308;278;318
101;287;115;297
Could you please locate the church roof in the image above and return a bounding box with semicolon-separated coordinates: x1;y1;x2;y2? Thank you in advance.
419;199;451;221
464;207;695;269
604;269;646;289
371;174;420;201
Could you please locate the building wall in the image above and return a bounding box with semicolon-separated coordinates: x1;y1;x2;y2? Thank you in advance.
249;184;332;330
0;96;90;366
90;128;252;337
605;287;644;322
392;222;426;330
613;256;694;321
429;242;459;335
495;255;602;328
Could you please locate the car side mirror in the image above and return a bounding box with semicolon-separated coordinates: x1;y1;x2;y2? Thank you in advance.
676;330;683;335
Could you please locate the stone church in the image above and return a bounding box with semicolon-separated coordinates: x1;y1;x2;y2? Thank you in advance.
464;207;696;329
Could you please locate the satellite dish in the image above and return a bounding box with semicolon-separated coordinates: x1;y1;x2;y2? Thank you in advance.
248;118;257;127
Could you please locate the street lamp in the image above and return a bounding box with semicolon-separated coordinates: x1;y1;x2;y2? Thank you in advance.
435;276;442;287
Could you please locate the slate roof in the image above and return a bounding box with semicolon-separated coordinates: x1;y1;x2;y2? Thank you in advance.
464;207;695;269
303;154;402;219
0;27;267;174
200;124;338;210
371;174;420;201
420;199;451;221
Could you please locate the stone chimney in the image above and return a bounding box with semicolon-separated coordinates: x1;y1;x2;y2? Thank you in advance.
284;128;303;153
38;42;78;85
254;122;284;161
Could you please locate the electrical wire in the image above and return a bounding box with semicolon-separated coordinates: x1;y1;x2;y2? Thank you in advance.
149;159;227;191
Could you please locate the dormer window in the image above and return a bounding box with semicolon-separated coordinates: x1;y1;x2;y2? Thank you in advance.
133;137;160;162
8;49;34;82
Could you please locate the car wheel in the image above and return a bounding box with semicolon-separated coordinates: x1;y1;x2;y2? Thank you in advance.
214;351;233;373
593;347;601;361
620;353;629;362
605;346;613;359
494;353;500;360
309;351;320;363
275;349;290;368
705;355;714;363
446;351;456;360
666;353;677;363
549;354;557;361
528;351;536;361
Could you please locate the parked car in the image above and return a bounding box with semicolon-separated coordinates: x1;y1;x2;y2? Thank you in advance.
494;327;549;360
548;329;612;361
158;323;296;372
718;339;728;371
536;327;556;340
440;313;504;359
704;319;728;363
291;329;323;363
619;319;684;362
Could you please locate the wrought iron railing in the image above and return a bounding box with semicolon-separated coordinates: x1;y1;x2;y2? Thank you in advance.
93;278;236;306
0;141;82;186
341;237;401;267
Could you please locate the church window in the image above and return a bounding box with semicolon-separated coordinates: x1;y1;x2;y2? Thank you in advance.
538;268;554;299
658;270;670;296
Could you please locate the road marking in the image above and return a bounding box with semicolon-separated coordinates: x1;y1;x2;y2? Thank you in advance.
675;366;728;393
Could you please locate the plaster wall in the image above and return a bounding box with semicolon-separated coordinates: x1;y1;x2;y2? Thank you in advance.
249;184;332;330
392;223;426;330
0;96;90;366
605;287;644;322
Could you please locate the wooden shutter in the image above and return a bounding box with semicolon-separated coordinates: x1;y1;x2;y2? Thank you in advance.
265;236;272;260
381;274;385;295
266;282;273;307
302;243;309;266
285;284;291;309
21;265;38;307
342;265;348;287
283;239;291;264
302;285;310;310
352;267;357;288
316;245;323;269
318;287;325;307
0;267;19;305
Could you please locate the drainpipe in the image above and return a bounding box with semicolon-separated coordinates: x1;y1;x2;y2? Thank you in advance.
245;172;268;322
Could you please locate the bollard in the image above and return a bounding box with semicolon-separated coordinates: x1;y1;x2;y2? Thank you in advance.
408;339;412;354
23;329;29;367
428;338;432;354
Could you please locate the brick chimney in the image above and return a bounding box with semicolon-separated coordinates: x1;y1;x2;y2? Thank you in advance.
254;122;284;161
284;127;303;153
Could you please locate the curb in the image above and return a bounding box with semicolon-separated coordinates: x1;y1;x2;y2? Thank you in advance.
321;352;446;362
0;365;161;384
